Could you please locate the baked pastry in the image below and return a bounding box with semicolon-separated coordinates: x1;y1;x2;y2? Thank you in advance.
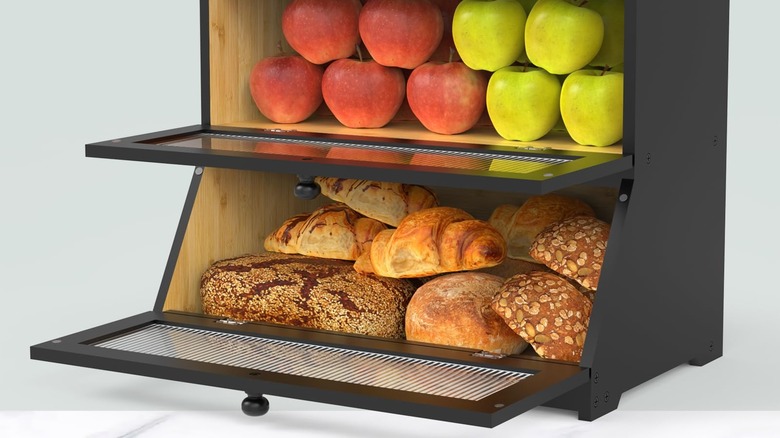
529;215;609;290
477;257;551;279
492;271;592;363
354;207;506;278
406;273;528;355
264;203;386;260
488;194;595;261
315;177;438;226
201;253;416;338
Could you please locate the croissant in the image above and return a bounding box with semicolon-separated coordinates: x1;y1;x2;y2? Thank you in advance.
264;203;387;260
488;194;595;261
354;207;507;278
315;177;438;226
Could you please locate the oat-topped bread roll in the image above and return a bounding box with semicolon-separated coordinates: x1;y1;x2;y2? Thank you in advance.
406;273;528;355
489;195;595;262
529;215;610;290
201;253;416;338
315;177;438;226
492;271;592;363
264;203;386;260
354;207;506;278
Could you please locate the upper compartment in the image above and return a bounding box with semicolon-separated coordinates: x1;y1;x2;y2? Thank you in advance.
86;0;633;194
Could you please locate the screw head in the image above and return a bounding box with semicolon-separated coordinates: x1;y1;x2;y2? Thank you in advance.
594;372;599;384
593;396;599;408
646;153;652;164
604;391;610;403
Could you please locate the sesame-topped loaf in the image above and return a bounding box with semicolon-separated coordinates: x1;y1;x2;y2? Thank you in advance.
492;271;593;363
529;215;610;291
201;253;416;338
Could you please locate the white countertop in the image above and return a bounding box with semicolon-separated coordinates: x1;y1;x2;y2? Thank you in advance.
1;410;778;438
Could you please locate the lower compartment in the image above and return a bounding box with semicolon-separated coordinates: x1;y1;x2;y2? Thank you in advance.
31;311;589;427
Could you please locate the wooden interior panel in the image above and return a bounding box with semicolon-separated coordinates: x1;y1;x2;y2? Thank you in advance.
207;0;623;155
164;168;329;313
163;167;617;313
209;0;291;125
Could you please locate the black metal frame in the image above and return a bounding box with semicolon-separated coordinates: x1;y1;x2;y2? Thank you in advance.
85;125;633;195
30;0;729;427
30;311;587;427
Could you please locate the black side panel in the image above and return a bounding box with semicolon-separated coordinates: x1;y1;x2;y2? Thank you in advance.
565;0;729;420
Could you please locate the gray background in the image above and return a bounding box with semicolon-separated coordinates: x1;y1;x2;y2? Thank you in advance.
1;0;777;413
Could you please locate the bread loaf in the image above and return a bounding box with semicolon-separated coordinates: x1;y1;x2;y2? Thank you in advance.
354;207;506;278
201;253;416;338
264;203;386;260
405;273;528;355
529;215;609;290
489;195;595;261
492;271;592;363
315;177;438;226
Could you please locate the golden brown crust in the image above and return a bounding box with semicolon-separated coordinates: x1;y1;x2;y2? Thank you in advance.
315;177;438;226
264;203;387;260
489;195;595;262
492;271;592;363
405;273;528;355
201;253;416;338
529;215;610;290
354;207;507;278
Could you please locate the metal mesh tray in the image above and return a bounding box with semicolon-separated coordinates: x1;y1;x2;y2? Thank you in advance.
93;323;532;401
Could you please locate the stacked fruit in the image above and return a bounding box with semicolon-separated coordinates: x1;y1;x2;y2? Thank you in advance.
249;0;623;147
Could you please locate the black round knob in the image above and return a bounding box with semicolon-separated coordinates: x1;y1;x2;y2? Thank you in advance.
241;395;270;417
294;179;320;200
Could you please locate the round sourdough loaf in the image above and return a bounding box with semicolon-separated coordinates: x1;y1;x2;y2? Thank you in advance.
201;253;416;338
405;273;528;355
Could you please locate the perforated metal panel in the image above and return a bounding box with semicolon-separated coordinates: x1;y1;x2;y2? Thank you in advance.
93;324;532;401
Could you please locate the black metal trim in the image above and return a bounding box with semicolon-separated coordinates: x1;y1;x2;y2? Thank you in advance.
200;0;210;125
31;311;588;427
85;126;633;195
153;170;203;312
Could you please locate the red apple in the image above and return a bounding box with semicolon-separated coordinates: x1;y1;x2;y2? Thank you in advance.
359;0;444;69
407;61;488;135
428;0;462;62
322;58;405;128
282;0;362;65
249;54;323;124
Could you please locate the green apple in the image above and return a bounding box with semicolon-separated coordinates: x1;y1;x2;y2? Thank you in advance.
453;0;527;72
587;0;624;68
518;0;538;14
525;0;604;75
487;66;562;141
560;70;623;146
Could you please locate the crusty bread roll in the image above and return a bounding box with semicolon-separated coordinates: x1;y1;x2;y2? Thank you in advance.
201;253;416;338
489;194;595;262
529;215;609;290
264;203;386;260
406;273;528;355
492;271;592;363
354;207;506;278
315;177;438;226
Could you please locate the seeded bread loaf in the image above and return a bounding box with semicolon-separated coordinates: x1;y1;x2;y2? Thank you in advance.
489;195;595;262
264;203;387;260
492;271;592;363
405;273;528;355
529;215;610;290
201;253;416;338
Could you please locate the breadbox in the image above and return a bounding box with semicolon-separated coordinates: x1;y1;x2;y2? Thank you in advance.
30;0;729;427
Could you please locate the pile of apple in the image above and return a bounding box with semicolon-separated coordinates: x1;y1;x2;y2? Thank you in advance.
249;0;624;147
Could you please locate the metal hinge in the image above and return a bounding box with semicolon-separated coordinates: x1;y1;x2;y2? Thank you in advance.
216;318;247;326
472;351;507;360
